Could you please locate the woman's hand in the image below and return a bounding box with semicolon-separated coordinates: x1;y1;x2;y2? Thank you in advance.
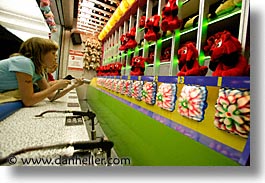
72;78;84;88
55;79;71;90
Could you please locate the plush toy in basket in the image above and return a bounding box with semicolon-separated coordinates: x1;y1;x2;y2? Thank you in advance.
177;42;208;76
204;30;250;76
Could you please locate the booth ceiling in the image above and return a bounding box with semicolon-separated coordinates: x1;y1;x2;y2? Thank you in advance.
75;0;121;36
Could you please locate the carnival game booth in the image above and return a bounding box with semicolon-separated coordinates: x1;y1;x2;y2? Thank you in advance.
87;0;250;166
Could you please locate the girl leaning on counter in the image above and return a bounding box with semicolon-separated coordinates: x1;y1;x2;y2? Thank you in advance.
0;37;84;106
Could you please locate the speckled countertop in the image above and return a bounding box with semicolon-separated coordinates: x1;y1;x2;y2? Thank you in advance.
0;89;90;166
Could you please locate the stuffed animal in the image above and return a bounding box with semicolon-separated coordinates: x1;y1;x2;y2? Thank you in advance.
147;51;154;64
204;30;250;76
215;0;236;16
139;16;146;28
113;62;123;76
119;34;128;51
160;47;171;62
125;27;138;50
46;17;57;32
184;15;199;29
161;0;182;32
130;56;146;76
96;66;103;76
40;0;51;14
177;42;208;76
144;15;161;42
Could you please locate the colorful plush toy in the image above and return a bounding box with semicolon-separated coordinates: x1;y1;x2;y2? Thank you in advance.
204;30;250;76
161;0;182;32
177;42;208;76
130;56;146;76
144;15;161;42
40;0;57;32
40;0;51;14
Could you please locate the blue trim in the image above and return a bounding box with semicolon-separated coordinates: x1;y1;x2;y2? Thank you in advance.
130;76;138;80
158;76;178;83
185;76;218;86
140;76;154;82
97;76;250;89
95;87;246;165
221;76;250;89
0;101;23;121
121;76;128;80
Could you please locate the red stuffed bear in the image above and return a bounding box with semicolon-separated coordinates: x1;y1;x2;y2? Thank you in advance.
113;62;123;76
161;0;182;32
119;34;128;51
130;56;146;76
160;47;171;62
139;16;146;28
144;15;161;42
177;42;208;76
204;30;250;76
125;27;138;50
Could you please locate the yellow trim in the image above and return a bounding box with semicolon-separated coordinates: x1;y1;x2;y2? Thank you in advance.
217;77;223;87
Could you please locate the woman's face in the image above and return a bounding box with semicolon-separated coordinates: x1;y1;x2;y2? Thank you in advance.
42;50;58;68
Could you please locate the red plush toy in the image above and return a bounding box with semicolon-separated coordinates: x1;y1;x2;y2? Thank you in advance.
147;51;154;64
177;42;208;76
113;62;123;76
204;30;250;76
130;56;146;76
96;66;104;76
161;0;182;32
160;47;171;62
119;34;128;51
144;15;161;42
125;27;138;50
139;16;146;28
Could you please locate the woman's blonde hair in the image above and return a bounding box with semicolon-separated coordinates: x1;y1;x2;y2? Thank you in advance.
19;37;59;74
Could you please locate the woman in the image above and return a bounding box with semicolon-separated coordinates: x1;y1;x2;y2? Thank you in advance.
0;37;83;106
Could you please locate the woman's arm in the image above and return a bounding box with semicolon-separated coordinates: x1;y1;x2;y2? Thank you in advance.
16;72;69;106
38;77;84;102
46;78;84;102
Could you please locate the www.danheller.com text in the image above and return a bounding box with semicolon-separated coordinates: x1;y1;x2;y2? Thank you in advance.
6;155;131;166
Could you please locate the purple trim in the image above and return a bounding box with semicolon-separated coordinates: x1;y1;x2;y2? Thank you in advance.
238;136;250;165
94;87;248;165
